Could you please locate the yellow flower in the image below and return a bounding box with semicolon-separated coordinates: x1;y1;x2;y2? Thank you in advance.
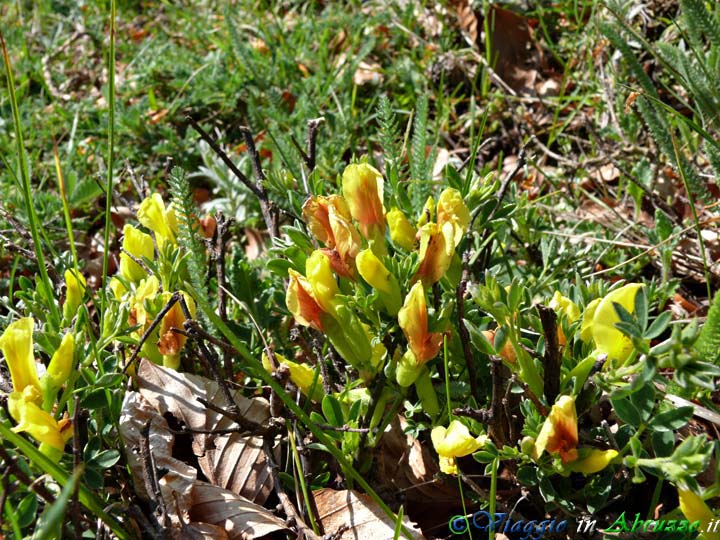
678;487;719;540
342;163;386;253
413;222;455;286
109;277;127;299
63;269;86;320
591;283;644;363
262;352;323;402
137;193;178;248
431;420;487;475
286;270;326;331
397;282;444;386
303;195;361;279
285;257;372;372
119;225;155;282
157;291;196;369
356;249;401;316
436;188;470;247
386;208;416;251
305;250;340;316
535;395;579;464
0;317;40;396
563;448;618;475
41;333;75;398
8;392;72;459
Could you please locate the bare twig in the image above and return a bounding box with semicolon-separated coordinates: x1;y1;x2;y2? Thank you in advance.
264;440;323;540
488;356;508;446
139;421;170;531
456;252;481;404
0;444;55;503
536;304;561;405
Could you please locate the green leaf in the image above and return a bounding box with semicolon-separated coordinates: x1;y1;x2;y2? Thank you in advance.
652;430;675;457
464;319;496;355
647;406;693;432
611;398;642;427
629;384;655;422
645;311;672;339
88;449;121;469
322;395;344;427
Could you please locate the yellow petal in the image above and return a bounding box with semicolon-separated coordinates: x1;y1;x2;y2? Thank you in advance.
386;208;417;251
306;250;339;315
564;448;617;474
535;395;578;464
63;269;86;319
678;487;719;540
0;317;40;394
119;225;154;282
43;333;75;393
286;269;325;330
580;298;601;343
356;249;401;315
432;420;487;475
414;222;455;286
398;282;443;364
417;196;435;228
436;188;470;247
9;392;68;453
592;283;644;363
138;193;177;248
342;163;386;251
549;291;580;323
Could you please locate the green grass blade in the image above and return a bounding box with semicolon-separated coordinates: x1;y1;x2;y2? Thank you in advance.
0;31;61;324
32;466;83;540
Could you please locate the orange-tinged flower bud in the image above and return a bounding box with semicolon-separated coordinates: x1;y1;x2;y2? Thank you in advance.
436;188;470;246
157;291;196;369
286;270;325;331
535;394;579;464
342;163;386;251
481;330;516;363
414;222;455;286
304;195;362;278
386;208;417;251
119;225;154;282
431;420;488;475
398;282;444;366
0;317;40;395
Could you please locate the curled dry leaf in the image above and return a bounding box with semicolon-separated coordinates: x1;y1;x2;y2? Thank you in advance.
189;482;288;540
135;359;274;503
313;488;426;540
120;389;288;539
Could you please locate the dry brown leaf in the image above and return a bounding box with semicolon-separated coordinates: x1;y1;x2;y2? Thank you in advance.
198;433;273;505
120;390;286;539
119;391;197;506
135;359;274;503
188;482;288;540
487;5;539;94
313;488;426;540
